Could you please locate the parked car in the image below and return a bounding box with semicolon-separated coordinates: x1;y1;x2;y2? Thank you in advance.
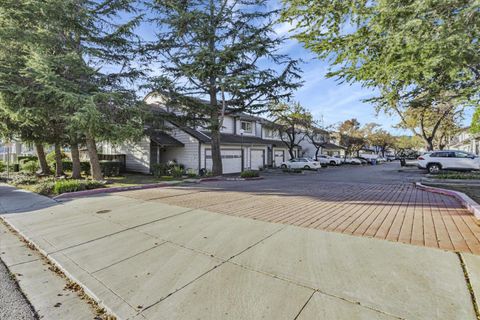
316;154;342;166
280;158;322;170
417;150;480;173
334;156;362;165
354;157;368;165
345;157;363;165
386;155;397;161
377;157;387;163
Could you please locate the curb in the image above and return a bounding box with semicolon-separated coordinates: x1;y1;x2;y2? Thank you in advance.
415;182;480;221
52;176;265;200
53;181;181;200
0;217;121;319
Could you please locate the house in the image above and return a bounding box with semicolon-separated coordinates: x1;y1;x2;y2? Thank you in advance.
447;127;480;155
0;140;37;163
297;128;346;159
105;94;300;174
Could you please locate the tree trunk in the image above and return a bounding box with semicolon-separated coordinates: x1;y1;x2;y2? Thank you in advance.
70;141;81;179
210;127;223;176
425;138;434;151
54;143;64;177
86;135;103;180
35;143;50;175
288;147;295;159
314;147;320;161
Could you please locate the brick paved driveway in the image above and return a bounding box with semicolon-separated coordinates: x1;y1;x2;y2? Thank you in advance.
120;163;480;254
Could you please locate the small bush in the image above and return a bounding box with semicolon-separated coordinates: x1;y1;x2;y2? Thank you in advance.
186;168;198;178
170;165;184;178
53;179;105;195
7;173;38;185
100;161;121;177
151;163;169;178
151;162;185;178
32;180;55;196
18;155;38;163
21;160;39;174
0;161;4;172
47;150;69;169
240;170;260;178
432;172;480;180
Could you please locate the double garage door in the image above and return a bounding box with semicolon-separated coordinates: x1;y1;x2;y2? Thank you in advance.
205;148;265;173
205;149;242;174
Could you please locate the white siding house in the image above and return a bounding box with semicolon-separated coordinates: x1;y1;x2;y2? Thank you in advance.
106;94;302;174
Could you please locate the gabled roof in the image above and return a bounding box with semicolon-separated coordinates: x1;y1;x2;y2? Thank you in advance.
150;132;184;147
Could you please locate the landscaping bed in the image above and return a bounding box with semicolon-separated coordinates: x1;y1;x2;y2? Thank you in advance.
428;171;480;180
422;182;480;205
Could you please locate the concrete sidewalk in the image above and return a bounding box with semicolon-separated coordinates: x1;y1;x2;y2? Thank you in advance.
1;183;479;319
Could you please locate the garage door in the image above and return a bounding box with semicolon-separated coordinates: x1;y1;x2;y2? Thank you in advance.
250;149;265;170
274;150;285;168
205;149;242;174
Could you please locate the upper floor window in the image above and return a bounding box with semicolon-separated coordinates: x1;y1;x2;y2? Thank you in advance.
264;129;273;138
241;121;252;133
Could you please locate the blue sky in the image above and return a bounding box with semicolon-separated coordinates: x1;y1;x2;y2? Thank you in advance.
130;1;472;135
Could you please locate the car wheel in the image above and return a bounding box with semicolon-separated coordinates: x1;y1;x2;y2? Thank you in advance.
280;164;287;169
427;163;441;174
330;161;336;166
304;165;310;170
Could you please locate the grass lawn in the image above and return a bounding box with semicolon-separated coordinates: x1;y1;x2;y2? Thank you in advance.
424;183;480;204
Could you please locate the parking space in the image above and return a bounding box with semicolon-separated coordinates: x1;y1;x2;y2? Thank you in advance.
119;163;480;254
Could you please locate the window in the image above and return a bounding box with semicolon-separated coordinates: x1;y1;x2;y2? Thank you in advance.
455;151;474;158
264;129;273;138
241;121;252;133
431;152;453;158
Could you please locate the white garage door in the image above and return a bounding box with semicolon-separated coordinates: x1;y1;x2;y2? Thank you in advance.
250;149;265;170
205;149;242;174
274;150;285;167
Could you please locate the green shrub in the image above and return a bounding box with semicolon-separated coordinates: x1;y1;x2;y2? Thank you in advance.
46;150;69;168
160;175;174;181
151;162;185;178
186;168;198;178
100;161;121;177
151;163;169;178
0;161;4;172
9;173;38;185
18;155;38;163
21;160;39;174
170;165;184;178
53;179;105;195
80;161;91;174
240;170;260;178
31;180;55;196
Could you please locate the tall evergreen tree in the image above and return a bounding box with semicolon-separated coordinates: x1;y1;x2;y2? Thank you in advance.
0;0;145;180
147;0;302;175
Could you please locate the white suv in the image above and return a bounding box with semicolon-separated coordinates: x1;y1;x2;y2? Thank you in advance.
417;150;480;173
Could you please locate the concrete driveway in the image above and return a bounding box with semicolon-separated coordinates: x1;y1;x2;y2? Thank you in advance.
1;163;480;319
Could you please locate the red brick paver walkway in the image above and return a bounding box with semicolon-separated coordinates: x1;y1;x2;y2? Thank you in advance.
120;183;480;254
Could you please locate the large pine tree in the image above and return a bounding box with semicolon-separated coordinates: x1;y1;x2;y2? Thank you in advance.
147;0;302;175
0;0;145;180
